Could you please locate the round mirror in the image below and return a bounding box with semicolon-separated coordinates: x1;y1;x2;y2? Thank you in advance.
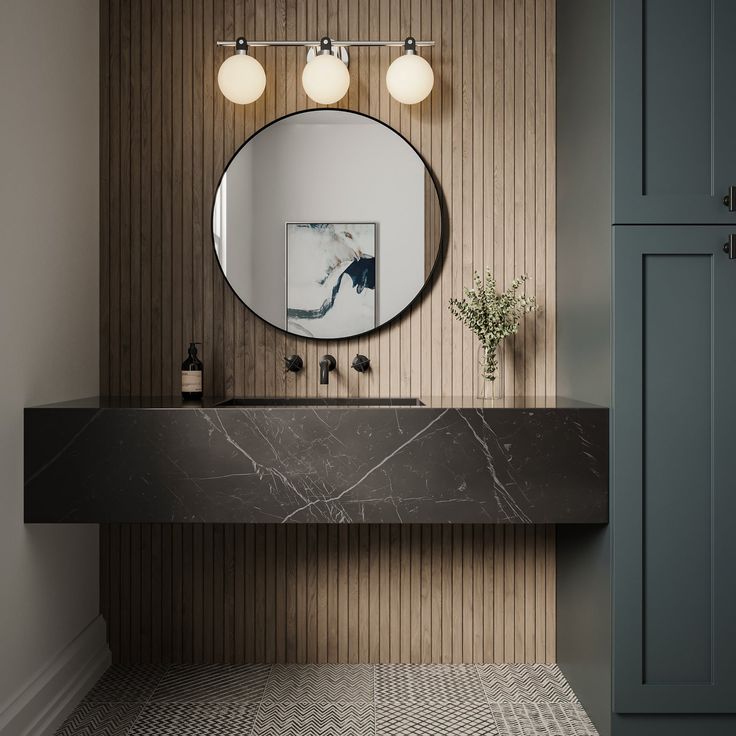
212;109;443;340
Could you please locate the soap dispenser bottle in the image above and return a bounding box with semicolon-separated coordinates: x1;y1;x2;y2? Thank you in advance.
181;342;203;399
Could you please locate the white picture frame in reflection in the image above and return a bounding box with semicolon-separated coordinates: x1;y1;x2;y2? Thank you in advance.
286;222;377;339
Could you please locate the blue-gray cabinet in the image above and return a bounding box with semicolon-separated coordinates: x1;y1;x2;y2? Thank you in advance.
614;0;736;224
613;225;736;713
559;1;736;732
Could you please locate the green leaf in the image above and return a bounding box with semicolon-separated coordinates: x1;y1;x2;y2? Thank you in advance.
447;269;538;352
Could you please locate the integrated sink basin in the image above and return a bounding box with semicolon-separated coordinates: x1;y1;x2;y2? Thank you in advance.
217;397;425;407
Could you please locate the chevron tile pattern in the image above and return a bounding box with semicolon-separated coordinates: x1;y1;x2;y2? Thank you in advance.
375;664;486;703
376;701;498;736
263;664;373;702
252;701;374;736
128;703;259;735
150;665;270;702
57;664;598;736
477;664;579;704
489;702;598;736
85;665;167;702
55;702;143;736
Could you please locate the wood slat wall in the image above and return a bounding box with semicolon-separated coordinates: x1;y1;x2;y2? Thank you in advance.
100;0;555;399
99;0;556;665
101;524;556;664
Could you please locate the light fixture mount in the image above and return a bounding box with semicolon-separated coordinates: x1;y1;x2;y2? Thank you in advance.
216;37;434;50
234;36;248;54
306;38;349;66
404;36;417;54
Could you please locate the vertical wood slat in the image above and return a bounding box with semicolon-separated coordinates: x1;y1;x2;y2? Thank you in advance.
102;523;555;665
100;0;557;667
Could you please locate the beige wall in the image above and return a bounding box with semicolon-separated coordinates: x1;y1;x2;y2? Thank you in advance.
0;0;100;715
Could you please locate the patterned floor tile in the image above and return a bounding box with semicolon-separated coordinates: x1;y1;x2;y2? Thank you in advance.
128;702;259;735
251;700;374;736
150;664;271;702
263;664;373;702
477;664;578;704
54;702;143;736
490;703;598;736
376;701;498;736
60;662;597;736
375;664;486;702
84;665;168;702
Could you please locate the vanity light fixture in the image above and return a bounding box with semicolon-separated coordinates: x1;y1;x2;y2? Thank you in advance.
302;37;351;104
385;37;434;105
216;36;435;106
217;37;267;104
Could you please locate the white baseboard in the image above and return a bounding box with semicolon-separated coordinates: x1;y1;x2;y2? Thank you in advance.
0;615;111;736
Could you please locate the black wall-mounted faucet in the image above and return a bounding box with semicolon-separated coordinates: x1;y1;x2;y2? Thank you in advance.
319;354;336;384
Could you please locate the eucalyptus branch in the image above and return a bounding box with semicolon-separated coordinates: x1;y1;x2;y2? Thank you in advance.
448;270;538;381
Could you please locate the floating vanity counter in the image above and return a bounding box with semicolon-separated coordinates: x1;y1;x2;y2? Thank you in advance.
24;397;608;524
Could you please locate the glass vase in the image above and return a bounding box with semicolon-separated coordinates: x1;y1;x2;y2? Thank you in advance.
477;342;505;401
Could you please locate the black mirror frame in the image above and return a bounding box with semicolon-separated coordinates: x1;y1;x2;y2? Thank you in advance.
211;107;448;341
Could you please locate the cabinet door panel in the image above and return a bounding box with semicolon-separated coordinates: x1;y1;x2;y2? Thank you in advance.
613;226;736;712
614;0;736;223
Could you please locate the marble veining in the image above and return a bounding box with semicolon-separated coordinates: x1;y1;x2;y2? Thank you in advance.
24;399;608;524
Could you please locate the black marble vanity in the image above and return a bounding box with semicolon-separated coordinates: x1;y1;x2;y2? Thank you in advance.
24;396;608;524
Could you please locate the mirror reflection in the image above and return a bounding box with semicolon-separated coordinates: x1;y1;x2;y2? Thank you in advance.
213;109;442;339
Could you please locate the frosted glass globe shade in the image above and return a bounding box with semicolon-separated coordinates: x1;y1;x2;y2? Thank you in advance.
302;53;350;105
385;53;434;105
217;53;266;105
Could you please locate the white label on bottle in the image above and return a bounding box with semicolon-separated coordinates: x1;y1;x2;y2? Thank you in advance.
182;370;202;392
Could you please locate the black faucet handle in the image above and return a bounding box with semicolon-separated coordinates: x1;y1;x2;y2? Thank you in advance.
351;354;371;373
284;354;304;373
